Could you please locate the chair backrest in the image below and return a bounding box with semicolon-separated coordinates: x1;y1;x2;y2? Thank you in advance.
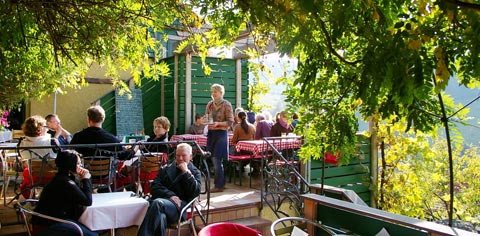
168;196;208;236
139;153;164;173
270;216;339;236
17;199;84;236
27;157;57;198
82;156;114;192
136;153;164;195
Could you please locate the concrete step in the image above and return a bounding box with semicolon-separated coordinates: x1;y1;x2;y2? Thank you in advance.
228;216;272;236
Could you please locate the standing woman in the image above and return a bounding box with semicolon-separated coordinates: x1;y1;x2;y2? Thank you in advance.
206;84;234;193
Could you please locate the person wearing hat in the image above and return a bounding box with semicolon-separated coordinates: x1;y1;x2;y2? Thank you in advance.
32;150;98;236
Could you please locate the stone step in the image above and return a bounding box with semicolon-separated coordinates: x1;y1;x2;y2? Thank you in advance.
228;216;272;236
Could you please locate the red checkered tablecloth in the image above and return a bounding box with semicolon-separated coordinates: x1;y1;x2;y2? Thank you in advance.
170;134;234;147
170;134;208;146
236;138;302;156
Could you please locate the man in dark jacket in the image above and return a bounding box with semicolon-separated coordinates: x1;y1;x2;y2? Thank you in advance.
70;105;136;160
138;143;201;236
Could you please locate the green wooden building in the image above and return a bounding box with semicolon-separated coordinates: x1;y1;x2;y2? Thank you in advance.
99;53;249;137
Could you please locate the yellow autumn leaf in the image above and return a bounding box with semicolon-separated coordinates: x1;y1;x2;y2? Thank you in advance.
435;59;450;86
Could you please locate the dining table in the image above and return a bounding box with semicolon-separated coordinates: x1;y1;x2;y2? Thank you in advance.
234;136;303;189
235;137;302;156
79;191;149;235
170;133;234;147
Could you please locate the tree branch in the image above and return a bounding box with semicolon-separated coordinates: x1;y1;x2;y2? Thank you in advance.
444;0;480;10
317;16;362;66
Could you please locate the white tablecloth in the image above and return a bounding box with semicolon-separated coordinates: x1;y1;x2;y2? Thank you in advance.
79;191;149;231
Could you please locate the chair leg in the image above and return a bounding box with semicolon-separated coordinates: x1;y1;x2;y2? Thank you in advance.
237;162;243;186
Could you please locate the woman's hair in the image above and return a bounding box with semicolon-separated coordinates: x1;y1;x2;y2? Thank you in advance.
275;111;288;122
211;83;225;95
238;111;249;133
55;150;80;173
22;115;46;137
87;105;105;123
154;116;171;131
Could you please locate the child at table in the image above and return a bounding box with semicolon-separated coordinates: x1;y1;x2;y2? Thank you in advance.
131;116;172;194
188;113;206;135
144;116;171;154
32;150;98;236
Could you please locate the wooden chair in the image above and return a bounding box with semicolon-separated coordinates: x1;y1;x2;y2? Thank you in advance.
270;216;345;236
82;156;114;192
136;153;165;195
27;157;57;198
17;199;84;236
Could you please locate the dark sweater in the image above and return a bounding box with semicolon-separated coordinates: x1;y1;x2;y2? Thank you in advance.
33;172;93;226
71;127;134;160
150;162;201;204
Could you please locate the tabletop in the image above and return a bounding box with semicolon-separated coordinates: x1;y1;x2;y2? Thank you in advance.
236;137;302;156
171;134;234;147
79;191;149;232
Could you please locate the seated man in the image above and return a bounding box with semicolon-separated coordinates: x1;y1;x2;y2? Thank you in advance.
70;105;136;160
138;143;201;236
45;114;72;146
70;105;137;191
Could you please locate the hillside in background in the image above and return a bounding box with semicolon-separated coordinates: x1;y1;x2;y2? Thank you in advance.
444;81;480;145
251;54;480;145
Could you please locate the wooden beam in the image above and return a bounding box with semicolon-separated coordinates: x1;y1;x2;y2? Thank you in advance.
84;77;113;84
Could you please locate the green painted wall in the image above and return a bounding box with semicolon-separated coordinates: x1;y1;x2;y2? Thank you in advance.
309;134;372;204
100;55;250;136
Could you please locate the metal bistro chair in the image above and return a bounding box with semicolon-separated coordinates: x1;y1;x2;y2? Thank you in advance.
17;199;84;236
271;216;348;236
82;155;114;192
167;196;205;236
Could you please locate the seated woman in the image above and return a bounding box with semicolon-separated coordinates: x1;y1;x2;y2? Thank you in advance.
230;111;256;154
19;115;60;198
32;150;97;236
231;111;256;145
270;111;294;137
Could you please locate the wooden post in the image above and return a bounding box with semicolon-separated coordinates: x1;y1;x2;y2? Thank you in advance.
235;59;242;108
369;117;378;207
303;196;318;234
172;54;179;134
185;53;192;133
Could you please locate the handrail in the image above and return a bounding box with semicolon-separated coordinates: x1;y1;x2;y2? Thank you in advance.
1;140;211;216
259;136;309;219
263;137;310;188
302;194;480;236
